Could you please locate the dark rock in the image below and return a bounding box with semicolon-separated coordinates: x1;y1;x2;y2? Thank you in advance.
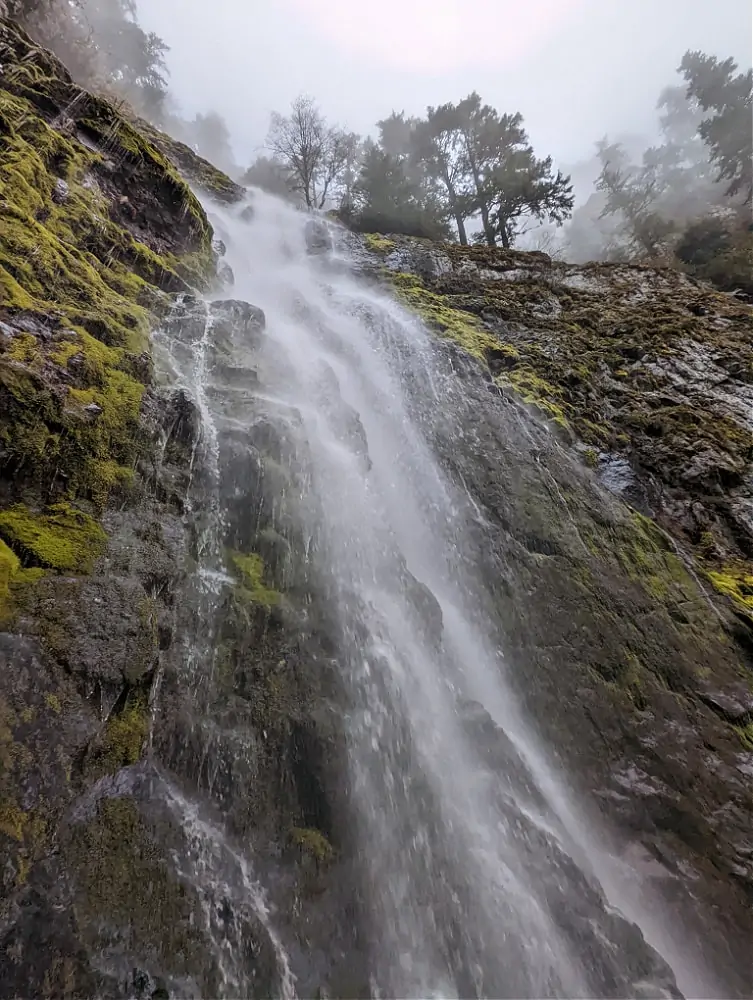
697;686;753;723
209;298;266;342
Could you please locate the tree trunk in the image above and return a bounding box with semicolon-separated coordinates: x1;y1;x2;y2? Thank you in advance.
441;165;467;246
464;142;495;247
498;224;510;249
479;201;495;245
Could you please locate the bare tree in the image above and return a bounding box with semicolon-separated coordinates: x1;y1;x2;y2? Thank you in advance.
267;95;353;209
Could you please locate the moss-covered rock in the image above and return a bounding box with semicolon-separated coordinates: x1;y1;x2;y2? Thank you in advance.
134;116;246;204
0;16;228;512
229;550;282;606
0;501;105;571
365;232;753;635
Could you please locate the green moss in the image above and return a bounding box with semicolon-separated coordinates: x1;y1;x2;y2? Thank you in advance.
495;367;570;429
389;270;505;361
44;693;62;714
734;722;753;752
386;269;571;430
0;797;27;842
707;565;753;617
134;116;244;204
89;694;149;777
1;323;147;505
0;92;162;346
5;331;39;364
0;48;221;516
290;826;334;866
0;502;106;573
65;795;207;976
613;511;696;605
0;538;21;608
583;447;599;468
364;233;397;254
229;551;281;606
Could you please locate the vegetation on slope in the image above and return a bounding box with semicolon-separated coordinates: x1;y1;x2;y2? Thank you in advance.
366;234;753;641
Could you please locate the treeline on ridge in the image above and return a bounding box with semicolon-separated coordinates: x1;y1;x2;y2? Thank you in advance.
4;0;752;297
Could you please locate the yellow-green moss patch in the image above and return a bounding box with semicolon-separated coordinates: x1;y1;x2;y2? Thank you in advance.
290;826;334;866
615;510;693;602
495;368;570;429
230;551;281;606
390;270;504;361
734;722;753;752
0;537;44;622
707;565;753;618
364;233;397;254
88;694;149;778
0;502;106;573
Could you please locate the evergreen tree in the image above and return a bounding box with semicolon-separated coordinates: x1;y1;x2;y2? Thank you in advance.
595;139;676;259
680;50;753;202
350;141;449;239
413;103;473;244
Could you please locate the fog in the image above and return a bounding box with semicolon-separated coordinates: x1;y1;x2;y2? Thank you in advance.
135;0;751;170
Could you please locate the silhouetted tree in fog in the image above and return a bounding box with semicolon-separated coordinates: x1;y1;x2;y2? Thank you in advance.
183;110;235;174
4;0;171;117
596;140;677;258
267;96;356;210
680;50;753;202
241;156;297;200
349;141;450;239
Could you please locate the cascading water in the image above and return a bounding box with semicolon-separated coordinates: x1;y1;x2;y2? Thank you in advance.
190;188;697;999
150;296;299;1000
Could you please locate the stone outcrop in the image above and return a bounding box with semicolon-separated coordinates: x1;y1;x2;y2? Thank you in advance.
357;233;753;645
346;229;753;994
0;18;348;998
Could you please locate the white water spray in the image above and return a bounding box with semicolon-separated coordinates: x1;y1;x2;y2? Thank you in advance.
196;189;706;998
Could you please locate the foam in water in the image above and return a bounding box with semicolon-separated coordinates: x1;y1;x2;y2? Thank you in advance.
180;189;711;998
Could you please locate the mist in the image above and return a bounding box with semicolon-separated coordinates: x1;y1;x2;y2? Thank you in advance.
133;0;751;171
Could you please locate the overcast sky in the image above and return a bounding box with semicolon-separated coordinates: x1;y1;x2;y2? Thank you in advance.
136;0;752;173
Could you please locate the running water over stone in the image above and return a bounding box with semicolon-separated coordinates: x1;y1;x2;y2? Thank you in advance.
176;188;694;999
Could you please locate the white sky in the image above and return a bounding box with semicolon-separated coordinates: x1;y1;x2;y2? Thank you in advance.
136;0;752;171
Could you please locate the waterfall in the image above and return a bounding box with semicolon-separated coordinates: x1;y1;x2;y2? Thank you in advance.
187;189;693;999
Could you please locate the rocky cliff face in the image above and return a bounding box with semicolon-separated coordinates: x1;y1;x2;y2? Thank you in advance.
0;17;752;1000
350;231;753;992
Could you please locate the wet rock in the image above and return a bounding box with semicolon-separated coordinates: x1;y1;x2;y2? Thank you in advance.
305;218;333;254
51;176;69;203
22;575;159;700
212;237;227;257
402;571;443;649
209;298;266;344
366;232;752;607
217;260;235;288
697;686;753;723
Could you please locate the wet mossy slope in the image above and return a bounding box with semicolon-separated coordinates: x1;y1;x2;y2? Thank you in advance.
363;233;753;639
0;17;219;516
354;230;753;989
0;17;239;996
